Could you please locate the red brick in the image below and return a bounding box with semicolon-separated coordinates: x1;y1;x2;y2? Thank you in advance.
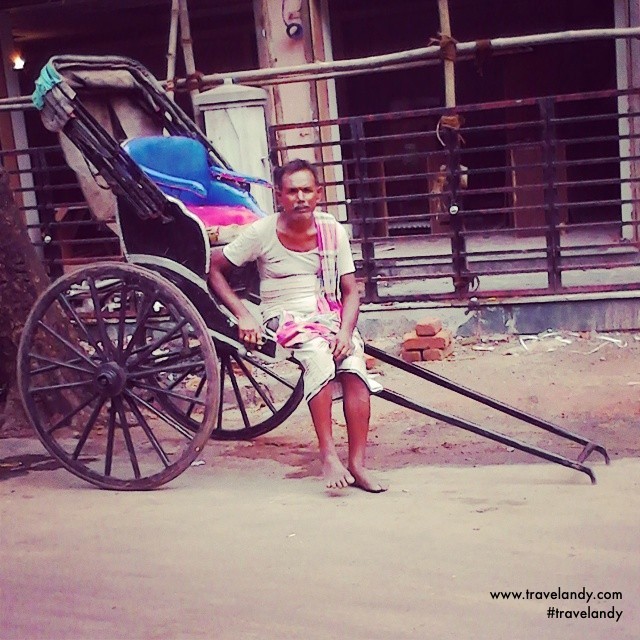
400;349;423;362
402;331;427;350
422;343;455;361
419;329;453;350
402;329;452;350
415;317;443;337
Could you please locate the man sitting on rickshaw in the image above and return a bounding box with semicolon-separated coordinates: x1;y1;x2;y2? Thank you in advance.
208;159;386;493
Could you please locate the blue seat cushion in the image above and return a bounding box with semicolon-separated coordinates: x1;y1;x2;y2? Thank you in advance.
123;136;268;219
123;136;211;204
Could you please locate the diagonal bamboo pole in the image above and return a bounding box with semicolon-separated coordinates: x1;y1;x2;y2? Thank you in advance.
166;0;180;101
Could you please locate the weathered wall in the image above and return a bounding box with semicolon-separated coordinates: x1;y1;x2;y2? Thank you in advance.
359;296;640;340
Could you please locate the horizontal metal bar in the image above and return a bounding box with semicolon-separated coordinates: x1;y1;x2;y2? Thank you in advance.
371;282;640;304
270;86;639;131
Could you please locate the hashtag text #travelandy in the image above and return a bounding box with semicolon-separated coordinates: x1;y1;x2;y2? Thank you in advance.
547;606;622;622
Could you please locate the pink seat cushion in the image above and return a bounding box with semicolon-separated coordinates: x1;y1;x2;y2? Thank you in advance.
186;205;261;227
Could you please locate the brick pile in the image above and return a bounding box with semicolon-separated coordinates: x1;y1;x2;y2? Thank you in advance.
400;317;454;362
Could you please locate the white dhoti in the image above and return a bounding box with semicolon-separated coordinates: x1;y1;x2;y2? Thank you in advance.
272;318;382;402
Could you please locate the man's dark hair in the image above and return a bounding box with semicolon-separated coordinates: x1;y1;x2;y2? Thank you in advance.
273;158;319;190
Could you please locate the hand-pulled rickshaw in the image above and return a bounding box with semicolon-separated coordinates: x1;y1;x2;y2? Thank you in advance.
18;55;609;490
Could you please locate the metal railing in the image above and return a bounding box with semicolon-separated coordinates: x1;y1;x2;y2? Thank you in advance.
269;87;640;304
0;144;120;277
2;86;640;303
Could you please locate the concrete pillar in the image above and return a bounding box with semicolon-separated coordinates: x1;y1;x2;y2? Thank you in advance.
615;0;640;243
253;0;347;220
195;81;274;214
253;0;318;164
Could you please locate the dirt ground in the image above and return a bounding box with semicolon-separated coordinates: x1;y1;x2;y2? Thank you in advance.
2;330;639;640
1;329;638;477
209;329;639;479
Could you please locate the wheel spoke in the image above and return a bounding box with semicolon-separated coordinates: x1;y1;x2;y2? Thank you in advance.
87;276;115;359
115;283;130;362
127;317;189;369
124;395;171;468
36;320;100;368
216;355;227;430
165;371;207;423
184;374;207;420
72;396;107;460
244;355;296;389
105;403;117;477
124;389;195;440
46;392;100;435
165;364;203;392
122;291;155;358
128;358;206;379
28;353;94;376
130;379;207;406
56;292;106;359
29;379;94;394
226;357;252;430
114;396;141;479
231;354;276;414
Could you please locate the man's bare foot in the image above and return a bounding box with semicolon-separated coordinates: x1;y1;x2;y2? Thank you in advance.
322;455;355;489
348;465;388;493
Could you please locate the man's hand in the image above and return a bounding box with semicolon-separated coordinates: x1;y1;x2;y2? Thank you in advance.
208;250;264;348
330;328;354;361
237;311;263;347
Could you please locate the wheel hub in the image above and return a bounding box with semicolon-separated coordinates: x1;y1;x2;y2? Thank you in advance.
94;361;127;397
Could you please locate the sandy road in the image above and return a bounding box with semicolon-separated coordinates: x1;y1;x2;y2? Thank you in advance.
1;433;638;640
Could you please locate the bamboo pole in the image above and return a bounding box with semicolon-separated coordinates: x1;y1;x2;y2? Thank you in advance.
3;26;640;109
182;26;640;90
166;0;180;100
438;0;456;108
178;0;200;119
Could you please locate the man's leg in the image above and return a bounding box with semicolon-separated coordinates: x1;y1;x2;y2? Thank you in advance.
308;383;355;489
341;373;387;493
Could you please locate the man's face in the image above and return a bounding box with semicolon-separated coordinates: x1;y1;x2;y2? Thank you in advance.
276;169;321;218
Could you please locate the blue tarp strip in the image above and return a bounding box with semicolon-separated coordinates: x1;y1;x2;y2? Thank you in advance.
32;63;63;110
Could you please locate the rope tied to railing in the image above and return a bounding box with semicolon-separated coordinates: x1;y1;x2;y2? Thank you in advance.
436;113;465;147
428;32;458;62
168;71;204;94
183;71;204;92
474;39;493;76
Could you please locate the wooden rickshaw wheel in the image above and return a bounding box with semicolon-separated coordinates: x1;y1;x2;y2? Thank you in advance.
17;263;219;490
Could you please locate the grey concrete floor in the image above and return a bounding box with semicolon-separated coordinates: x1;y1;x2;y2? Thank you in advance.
1;436;638;640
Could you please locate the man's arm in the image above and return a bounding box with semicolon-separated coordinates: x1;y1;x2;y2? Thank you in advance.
208;248;262;346
331;272;360;360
